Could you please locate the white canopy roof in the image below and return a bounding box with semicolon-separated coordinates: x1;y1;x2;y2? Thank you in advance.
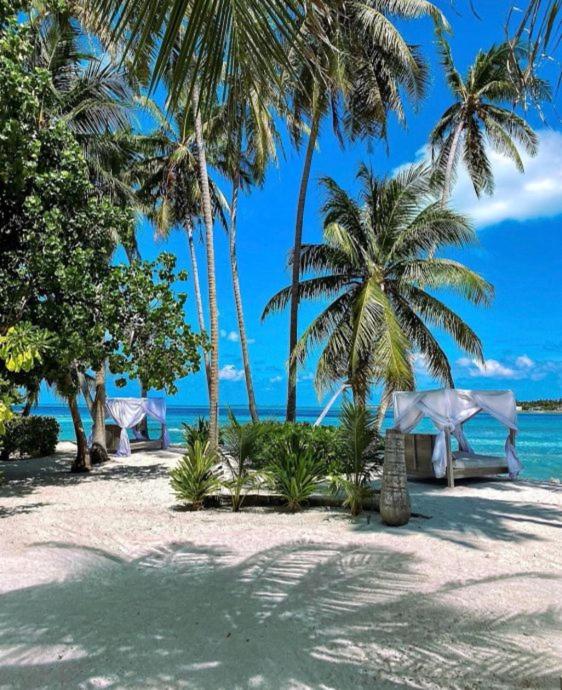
391;389;521;479
105;397;169;456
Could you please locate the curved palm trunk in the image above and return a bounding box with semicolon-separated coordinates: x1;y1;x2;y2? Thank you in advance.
90;363;109;465
186;218;211;400
229;172;259;422
286;107;321;422
380;430;411;526
441;121;464;204
193;87;219;445
69;392;91;473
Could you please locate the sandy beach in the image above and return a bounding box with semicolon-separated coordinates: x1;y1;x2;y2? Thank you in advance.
1;442;561;690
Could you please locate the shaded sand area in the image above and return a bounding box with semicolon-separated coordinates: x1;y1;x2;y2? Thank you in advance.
1;442;561;689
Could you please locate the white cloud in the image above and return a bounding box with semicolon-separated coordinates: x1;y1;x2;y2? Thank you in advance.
456;354;562;382
297;372;315;383
399;129;562;228
457;357;517;379
218;364;245;382
269;375;283;383
220;329;239;342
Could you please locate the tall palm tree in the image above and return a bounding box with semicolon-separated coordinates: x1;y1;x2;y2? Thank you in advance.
430;34;543;203
135;96;229;400
282;0;443;421
220;76;280;422
263;163;493;411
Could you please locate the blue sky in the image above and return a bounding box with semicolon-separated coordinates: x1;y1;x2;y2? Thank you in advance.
40;1;562;408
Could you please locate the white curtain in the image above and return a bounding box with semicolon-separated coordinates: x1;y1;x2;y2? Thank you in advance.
392;389;522;479
104;398;170;456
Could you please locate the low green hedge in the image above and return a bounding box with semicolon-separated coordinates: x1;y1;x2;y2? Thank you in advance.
0;415;60;461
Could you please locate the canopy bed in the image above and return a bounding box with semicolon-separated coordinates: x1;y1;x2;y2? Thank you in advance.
389;388;522;487
102;397;170;456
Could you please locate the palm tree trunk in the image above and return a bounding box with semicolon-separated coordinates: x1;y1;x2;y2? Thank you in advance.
442;121;464;204
69;392;91;473
286;106;321;422
229;171;259;422
186;217;211;399
380;429;411;526
192;86;219;445
90;363;109;465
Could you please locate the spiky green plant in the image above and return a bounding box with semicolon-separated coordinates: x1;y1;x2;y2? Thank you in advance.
266;436;324;512
329;400;380;516
169;440;222;510
263;162;493;411
221;412;263;511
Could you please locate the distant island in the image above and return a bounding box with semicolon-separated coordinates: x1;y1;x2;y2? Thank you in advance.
518;399;562;412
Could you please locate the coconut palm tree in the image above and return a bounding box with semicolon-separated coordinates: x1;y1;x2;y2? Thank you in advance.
263;163;493;411
430;34;543;203
220;75;280;422
135;96;229;400
282;0;443;422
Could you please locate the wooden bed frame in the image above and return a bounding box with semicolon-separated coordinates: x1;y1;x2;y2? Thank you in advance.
387;429;514;488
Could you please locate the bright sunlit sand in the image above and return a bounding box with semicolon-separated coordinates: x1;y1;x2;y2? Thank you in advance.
1;443;561;690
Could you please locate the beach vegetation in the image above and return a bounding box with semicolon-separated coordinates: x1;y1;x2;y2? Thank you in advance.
221;413;263;511
329;401;382;516
431;32;545;203
265;436;325;512
169;439;222;510
264;162;493;412
0;416;60;461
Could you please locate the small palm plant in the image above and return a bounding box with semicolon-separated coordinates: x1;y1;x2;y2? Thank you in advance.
266;436;324;512
330;400;381;516
221;413;263;512
169;440;222;510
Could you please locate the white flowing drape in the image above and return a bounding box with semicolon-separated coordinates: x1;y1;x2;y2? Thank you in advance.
104;397;170;456
392;389;522;479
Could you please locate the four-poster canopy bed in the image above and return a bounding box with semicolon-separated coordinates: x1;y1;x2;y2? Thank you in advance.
101;397;170;457
389;388;522;488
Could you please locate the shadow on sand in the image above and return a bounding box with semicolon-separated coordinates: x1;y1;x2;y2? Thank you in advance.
0;540;560;689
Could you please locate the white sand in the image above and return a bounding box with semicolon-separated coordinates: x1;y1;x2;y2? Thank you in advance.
1;442;561;690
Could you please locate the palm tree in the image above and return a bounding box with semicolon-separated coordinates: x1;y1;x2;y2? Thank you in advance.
135;96;229;400
220;76;280;422
282;0;443;421
263;163;493;411
430;34;542;203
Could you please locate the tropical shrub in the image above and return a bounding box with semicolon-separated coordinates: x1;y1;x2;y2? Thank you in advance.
251;421;341;473
221;413;263;512
0;416;60;461
182;417;211;447
169;440;222;510
266;438;325;512
330;401;381;516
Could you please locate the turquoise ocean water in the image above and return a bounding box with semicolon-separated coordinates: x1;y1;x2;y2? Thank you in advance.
29;404;562;481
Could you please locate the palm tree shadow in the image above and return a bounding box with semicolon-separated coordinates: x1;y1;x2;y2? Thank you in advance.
0;540;560;689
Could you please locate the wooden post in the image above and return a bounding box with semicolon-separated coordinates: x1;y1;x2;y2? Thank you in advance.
509;428;516;447
445;429;454;488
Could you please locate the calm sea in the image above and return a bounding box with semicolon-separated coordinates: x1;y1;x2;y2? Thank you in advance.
28;404;562;481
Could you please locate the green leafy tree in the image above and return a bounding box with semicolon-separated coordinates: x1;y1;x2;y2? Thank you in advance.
263;163;493;411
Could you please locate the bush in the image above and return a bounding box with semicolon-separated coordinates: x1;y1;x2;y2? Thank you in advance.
169;439;222;510
266;437;325;511
0;415;60;461
251;421;341;473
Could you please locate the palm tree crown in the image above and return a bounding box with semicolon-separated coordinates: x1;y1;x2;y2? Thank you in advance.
263;163;493;407
430;35;544;201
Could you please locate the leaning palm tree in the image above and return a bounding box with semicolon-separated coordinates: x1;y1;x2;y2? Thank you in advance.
282;0;443;422
430;34;544;202
263;163;494;412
